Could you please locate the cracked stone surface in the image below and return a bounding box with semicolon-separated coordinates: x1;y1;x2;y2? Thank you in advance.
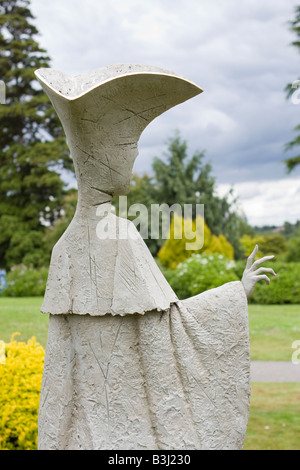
35;64;251;450
38;282;250;450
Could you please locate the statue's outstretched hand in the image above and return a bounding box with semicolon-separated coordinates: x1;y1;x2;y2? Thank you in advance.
242;244;276;299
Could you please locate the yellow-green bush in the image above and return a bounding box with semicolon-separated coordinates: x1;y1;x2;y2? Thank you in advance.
0;333;44;450
204;233;234;260
0;341;5;365
158;213;234;269
239;234;287;259
239;235;266;258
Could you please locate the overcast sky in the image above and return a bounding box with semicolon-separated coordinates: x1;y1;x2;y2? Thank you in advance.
30;0;300;226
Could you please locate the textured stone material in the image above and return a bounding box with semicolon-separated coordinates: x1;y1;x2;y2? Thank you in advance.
35;64;201;316
38;282;250;450
35;64;259;450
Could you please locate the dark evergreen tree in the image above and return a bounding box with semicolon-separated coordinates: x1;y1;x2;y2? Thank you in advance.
151;134;229;229
151;135;253;258
0;0;73;269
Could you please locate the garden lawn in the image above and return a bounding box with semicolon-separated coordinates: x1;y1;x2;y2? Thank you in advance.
0;297;48;348
244;382;300;450
248;304;300;361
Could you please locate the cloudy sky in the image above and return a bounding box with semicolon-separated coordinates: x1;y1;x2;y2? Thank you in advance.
30;0;300;226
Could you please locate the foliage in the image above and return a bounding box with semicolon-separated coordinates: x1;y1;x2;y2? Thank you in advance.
115;134;253;257
158;214;210;269
163;252;300;305
239;235;266;258
158;213;234;269
239;234;287;259
258;234;287;255
163;253;238;299
2;228;50;269
43;189;77;253
285;227;300;261
1;265;48;297
204;233;234;259
281;220;300;239
0;0;74;269
285;5;300;171
0;340;5;364
244;260;300;304
0;333;44;450
152;134;252;257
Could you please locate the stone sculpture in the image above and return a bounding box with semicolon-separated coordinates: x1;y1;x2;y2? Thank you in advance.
35;64;275;450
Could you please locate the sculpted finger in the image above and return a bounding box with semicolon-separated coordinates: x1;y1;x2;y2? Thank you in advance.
254;267;276;276
256;274;271;285
252;255;274;270
246;244;259;269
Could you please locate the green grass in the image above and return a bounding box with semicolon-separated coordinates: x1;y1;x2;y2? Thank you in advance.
244;383;300;450
0;297;48;347
248;304;300;361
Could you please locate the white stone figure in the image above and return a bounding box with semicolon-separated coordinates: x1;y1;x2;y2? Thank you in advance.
35;64;275;451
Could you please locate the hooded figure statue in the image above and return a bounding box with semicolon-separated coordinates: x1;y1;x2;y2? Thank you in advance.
35;64;275;450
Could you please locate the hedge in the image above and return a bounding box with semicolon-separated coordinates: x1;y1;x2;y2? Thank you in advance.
0;334;44;450
1;267;48;297
163;255;300;304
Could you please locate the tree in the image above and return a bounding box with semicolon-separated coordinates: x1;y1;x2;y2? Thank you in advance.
151;134;219;224
282;220;300;238
286;233;300;261
239;233;287;259
113;134;252;258
143;134;252;257
152;134;251;240
285;6;300;171
0;0;73;269
43;189;78;253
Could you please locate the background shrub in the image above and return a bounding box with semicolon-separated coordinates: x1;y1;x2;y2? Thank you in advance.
1;266;48;297
158;214;234;269
163;255;300;304
0;333;44;450
239;234;287;259
247;261;300;304
163;253;239;299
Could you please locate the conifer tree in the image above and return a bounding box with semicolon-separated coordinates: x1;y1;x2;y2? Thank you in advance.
149;134;251;257
116;134;253;259
0;0;73;269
